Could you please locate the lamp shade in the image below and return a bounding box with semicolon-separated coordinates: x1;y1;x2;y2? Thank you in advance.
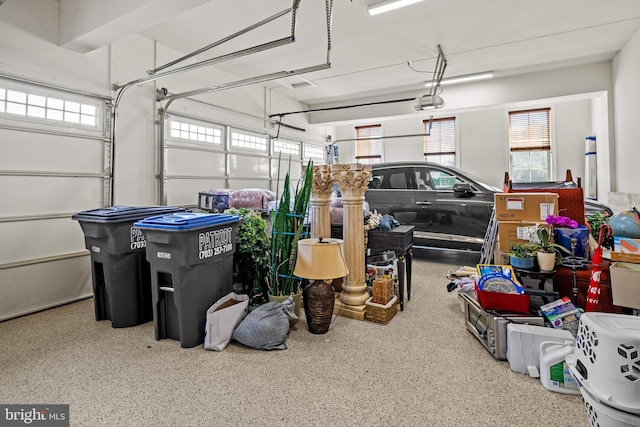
293;238;348;280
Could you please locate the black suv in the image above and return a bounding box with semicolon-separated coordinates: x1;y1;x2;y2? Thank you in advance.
365;162;612;251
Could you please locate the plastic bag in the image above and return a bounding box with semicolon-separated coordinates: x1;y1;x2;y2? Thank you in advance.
232;297;296;350
204;292;249;351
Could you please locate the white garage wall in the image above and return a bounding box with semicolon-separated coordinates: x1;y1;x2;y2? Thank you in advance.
0;0;112;320
611;27;640;212
554;99;593;185
329;97;596;191
457;109;507;187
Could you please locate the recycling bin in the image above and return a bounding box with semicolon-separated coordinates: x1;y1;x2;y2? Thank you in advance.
72;206;186;328
133;212;241;348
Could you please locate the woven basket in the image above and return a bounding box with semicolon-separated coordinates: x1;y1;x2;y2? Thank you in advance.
365;296;398;324
372;276;394;304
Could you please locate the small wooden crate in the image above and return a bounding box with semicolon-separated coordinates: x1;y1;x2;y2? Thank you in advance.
372;275;395;304
365;296;398;324
611;251;640;264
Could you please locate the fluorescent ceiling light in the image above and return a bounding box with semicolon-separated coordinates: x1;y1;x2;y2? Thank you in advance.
293;75;318;88
425;72;493;87
368;0;425;16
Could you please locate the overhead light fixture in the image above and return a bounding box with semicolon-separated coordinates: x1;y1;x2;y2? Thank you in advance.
292;75;318;88
425;72;494;87
368;0;425;16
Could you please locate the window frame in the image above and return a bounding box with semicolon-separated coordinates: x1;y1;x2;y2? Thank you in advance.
508;107;552;182
167;116;224;146
0;78;104;134
303;143;326;163
230;128;268;153
423;117;456;167
273;138;301;158
355;124;383;164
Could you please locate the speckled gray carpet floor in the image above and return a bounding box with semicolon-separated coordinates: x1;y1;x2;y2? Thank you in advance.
0;253;588;427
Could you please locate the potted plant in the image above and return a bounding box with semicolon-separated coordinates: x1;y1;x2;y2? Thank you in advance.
267;160;314;316
586;212;609;241
509;243;535;269
224;207;270;306
532;227;571;271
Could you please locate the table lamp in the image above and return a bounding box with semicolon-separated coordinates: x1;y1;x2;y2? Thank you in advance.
293;237;349;334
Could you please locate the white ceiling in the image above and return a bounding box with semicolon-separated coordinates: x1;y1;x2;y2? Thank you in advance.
61;0;640;107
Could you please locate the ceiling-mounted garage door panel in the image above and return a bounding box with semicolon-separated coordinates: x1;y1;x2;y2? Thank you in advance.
228;153;270;179
272;157;302;181
0;131;104;173
227;179;270;191
165;147;225;176
0;218;86;265
0;176;103;217
166;179;225;207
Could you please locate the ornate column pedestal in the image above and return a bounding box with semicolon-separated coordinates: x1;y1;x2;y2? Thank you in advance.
308;165;333;240
331;163;372;320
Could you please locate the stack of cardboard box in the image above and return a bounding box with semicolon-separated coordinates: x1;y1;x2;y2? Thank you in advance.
493;193;559;264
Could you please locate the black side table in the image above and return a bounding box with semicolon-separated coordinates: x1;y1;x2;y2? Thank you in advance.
366;225;414;311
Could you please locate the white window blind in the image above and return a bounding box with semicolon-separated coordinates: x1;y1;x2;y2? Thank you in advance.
509;108;551;182
355;124;382;164
509;108;551;150
423;117;455;166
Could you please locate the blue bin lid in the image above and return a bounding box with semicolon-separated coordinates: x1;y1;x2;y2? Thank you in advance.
133;212;240;230
72;206;186;223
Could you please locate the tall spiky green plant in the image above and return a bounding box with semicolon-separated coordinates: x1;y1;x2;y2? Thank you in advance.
268;159;314;296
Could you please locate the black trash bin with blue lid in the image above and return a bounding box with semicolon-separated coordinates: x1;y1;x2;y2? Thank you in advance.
72;205;186;328
134;212;241;348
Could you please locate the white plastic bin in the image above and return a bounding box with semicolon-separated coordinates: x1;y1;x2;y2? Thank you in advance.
581;386;640;427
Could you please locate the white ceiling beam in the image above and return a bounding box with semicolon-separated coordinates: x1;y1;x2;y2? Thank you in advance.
59;0;210;53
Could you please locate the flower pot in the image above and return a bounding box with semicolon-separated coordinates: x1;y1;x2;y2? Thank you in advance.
537;252;556;271
510;255;534;270
268;291;302;318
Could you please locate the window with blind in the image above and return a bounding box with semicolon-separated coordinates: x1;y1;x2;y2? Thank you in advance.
423;117;455;166
355;124;382;164
509;108;551;182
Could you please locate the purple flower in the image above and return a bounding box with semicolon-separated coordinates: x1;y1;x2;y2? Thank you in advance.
545;215;578;229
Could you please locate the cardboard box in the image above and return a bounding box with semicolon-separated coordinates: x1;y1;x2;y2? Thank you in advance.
614;237;640;254
609;262;640;309
610;251;640;264
494;193;559;222
497;221;542;251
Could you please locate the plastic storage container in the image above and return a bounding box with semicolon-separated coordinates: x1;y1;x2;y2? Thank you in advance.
198;190;230;212
134;212;240;348
539;341;581;394
506;323;574;377
72;205;186;328
566;312;640;415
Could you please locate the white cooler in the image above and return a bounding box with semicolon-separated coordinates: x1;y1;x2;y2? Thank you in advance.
566;312;640;415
